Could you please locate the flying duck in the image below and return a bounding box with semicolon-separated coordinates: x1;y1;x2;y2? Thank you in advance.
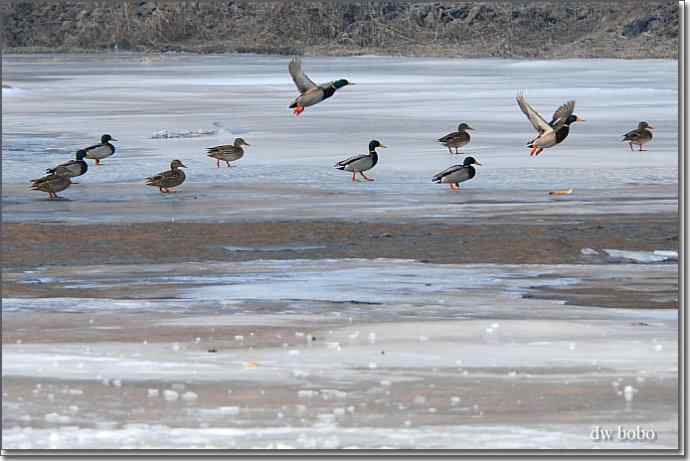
207;138;250;167
334;140;386;182
432;156;482;191
145;160;187;193
516;92;584;156
438;123;474;154
288;57;354;116
622;122;654;151
83;134;117;165
46;149;88;179
31;173;72;199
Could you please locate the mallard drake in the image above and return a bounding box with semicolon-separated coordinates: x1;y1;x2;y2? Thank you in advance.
438;123;474;154
46;149;88;178
334;140;386;182
83;134;117;165
288;57;354;116
622;122;654;151
31;173;72;199
207;138;250;167
516;92;584;156
432;156;482;191
145;160;187;193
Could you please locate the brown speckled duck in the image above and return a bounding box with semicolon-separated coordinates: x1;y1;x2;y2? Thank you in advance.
438;123;474;154
31;173;72;199
145;160;187;193
622;122;654;151
206;138;250;167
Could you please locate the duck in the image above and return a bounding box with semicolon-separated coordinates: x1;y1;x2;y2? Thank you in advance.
83;134;117;165
30;173;72;199
145;160;187;193
432;156;482;191
288;57;354;116
622;122;654;151
438;123;474;154
207;138;250;167
46;149;88;179
334;140;386;182
516;92;584;156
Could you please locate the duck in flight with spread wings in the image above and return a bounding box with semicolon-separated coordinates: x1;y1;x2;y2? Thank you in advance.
288;57;354;116
516;92;584;156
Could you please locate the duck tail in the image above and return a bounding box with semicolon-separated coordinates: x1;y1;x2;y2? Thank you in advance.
289;101;298;109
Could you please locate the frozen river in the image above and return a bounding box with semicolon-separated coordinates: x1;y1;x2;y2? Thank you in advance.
2;54;678;221
1;54;679;450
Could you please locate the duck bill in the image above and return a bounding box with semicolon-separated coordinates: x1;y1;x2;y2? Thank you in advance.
179;163;187;168
474;161;482;166
648;125;656;130
111;138;119;141
378;144;387;148
576;117;585;123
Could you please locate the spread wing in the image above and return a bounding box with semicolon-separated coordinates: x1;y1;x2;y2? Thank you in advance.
516;92;551;134
550;100;576;129
289;57;317;94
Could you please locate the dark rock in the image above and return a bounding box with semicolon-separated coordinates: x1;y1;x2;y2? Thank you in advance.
623;16;658;37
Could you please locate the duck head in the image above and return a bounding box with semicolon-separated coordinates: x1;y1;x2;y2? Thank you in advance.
638;121;655;130
463;156;482;166
170;159;187;170
565;115;585;125
75;149;87;161
101;134;118;143
234;137;251;147
369;140;386;152
457;122;475;132
333;79;354;89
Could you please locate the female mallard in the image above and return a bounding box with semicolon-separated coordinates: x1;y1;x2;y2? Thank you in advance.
145;160;187;193
46;149;88;179
438;123;474;154
288;57;354;116
432;156;482;191
516;92;584;156
622;122;654;151
31;173;72;199
83;134;117;165
334;140;386;182
207;138;250;167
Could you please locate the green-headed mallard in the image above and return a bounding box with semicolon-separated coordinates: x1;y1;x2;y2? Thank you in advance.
334;140;386;182
288;57;354;116
432;156;482;191
145;159;187;193
438;123;474;154
206;138;250;168
622;122;654;151
46;149;88;178
83;134;117;165
31;173;72;199
516;92;584;157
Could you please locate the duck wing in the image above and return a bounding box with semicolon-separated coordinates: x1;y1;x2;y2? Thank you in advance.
145;169;173;185
549;100;576;129
516;93;551;134
438;132;459;143
622;129;641;141
432;164;464;182
289;57;317;94
334;153;368;169
207;144;241;156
